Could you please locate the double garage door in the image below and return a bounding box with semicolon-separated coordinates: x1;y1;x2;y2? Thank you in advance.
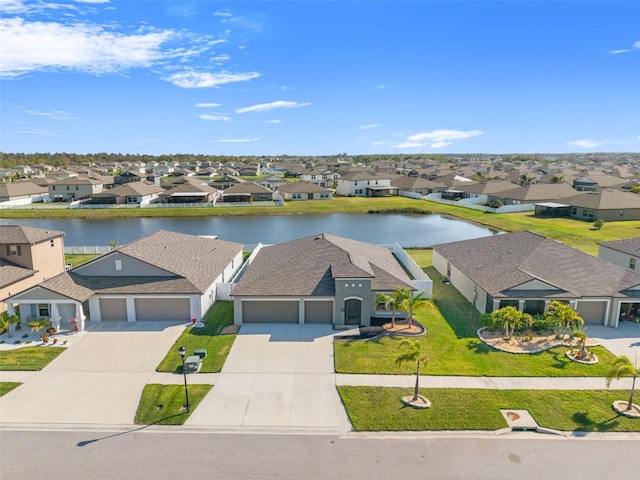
99;297;190;322
242;300;333;324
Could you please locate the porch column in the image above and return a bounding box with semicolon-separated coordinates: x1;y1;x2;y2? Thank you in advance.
126;297;136;322
518;300;525;312
7;303;16;316
299;300;305;325
75;302;86;332
50;303;61;331
492;299;500;312
544;300;550;312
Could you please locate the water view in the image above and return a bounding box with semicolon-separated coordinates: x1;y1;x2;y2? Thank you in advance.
0;214;500;248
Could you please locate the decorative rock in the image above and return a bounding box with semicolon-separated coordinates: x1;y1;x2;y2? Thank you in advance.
612;401;640;419
565;350;598;365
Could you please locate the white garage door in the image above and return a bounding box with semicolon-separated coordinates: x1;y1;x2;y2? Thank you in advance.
135;298;190;322
242;301;298;323
100;298;127;321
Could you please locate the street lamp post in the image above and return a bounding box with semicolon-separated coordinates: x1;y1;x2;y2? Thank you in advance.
178;346;190;412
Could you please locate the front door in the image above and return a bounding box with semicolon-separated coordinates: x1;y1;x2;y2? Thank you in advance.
345;299;361;325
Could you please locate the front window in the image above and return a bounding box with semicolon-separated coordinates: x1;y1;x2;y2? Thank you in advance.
630;258;637;270
38;304;50;317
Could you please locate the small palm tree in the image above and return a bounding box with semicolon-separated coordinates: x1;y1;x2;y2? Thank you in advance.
606;355;640;412
396;339;429;403
546;301;584;339
29;318;50;335
397;288;430;329
376;292;400;329
490;306;524;340
572;329;589;359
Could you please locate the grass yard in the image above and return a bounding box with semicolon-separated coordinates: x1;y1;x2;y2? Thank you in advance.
134;383;212;425
156;301;235;373
0;382;21;396
334;266;616;376
0;347;65;371
405;248;433;269
64;254;99;268
338;386;640;432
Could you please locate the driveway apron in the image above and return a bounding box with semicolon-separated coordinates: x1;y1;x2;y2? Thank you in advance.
0;321;185;425
186;324;353;432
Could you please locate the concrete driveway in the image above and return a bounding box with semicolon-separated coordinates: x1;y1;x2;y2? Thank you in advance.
0;321;185;425
588;322;640;358
186;324;353;432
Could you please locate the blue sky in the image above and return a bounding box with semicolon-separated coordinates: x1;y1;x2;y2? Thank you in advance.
1;0;638;156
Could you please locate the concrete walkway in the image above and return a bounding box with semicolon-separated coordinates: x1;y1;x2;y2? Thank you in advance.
588;322;640;358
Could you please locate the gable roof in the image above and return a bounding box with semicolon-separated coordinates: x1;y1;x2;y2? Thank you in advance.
278;181;332;193
558;190;640;210
599;238;640;257
93;182;163;197
232;233;414;297
0;225;65;245
433;231;640;298
0;259;35;289
222;182;272;195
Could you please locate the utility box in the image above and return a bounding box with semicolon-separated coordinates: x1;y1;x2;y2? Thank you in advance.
184;355;201;373
194;349;208;359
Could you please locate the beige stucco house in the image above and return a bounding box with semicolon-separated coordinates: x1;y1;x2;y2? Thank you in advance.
0;225;66;314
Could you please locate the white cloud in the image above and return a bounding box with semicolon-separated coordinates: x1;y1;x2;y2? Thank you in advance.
567;138;608;148
609;49;630;55
236;100;310;114
211;54;230;62
214;9;233;17
195;102;221;108
214;137;259;143
0;17;175;77
74;0;110;4
265;119;282;124
19;107;77;120
390;129;483;149
635;41;640;48
371;140;388;146
17;129;60;136
165;71;260;88
377;84;386;89
199;114;230;121
357;123;381;130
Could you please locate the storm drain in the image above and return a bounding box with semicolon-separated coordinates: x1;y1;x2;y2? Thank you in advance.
499;410;562;435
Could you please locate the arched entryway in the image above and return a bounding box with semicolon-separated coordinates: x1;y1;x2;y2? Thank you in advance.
344;298;362;325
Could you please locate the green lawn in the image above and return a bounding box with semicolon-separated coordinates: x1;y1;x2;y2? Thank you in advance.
0;382;21;396
64;254;99;268
134;383;212;425
405;248;433;268
334;266;616;376
338;386;640;432
156;301;235;373
0;347;65;371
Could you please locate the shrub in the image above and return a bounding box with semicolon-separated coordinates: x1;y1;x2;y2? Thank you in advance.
593;218;605;230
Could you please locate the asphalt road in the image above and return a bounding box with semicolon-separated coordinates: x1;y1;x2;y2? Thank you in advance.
1;428;638;480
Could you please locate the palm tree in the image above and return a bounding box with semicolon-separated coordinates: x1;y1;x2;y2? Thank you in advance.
606;355;640;412
0;312;20;338
546;301;584;339
376;292;400;328
571;329;589;359
29;318;50;335
396;339;429;403
490;306;525;340
397;288;430;329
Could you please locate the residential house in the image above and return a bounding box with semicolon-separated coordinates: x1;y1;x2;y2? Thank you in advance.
87;182;164;205
300;169;339;188
0;180;48;204
559;190;640;221
0;226;66;314
220;182;273;202
599;238;640;273
277;181;333;200
231;233;415;325
48;177;104;201
210;175;246;191
432;230;640;327
258;175;288;191
498;183;577;206
391;176;447;196
160;182;218;203
7;231;244;330
335;172;397;197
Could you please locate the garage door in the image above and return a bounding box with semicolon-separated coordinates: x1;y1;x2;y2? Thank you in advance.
577;301;607;325
100;298;127;321
135;298;190;322
304;301;333;323
242;301;298;323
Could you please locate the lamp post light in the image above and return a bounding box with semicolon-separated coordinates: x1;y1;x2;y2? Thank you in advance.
178;346;190;412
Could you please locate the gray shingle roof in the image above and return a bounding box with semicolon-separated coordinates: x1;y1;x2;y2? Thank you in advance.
0;225;65;244
558;190;640;210
0;259;35;289
433;231;640;298
599;238;640;256
232;233;414;296
116;230;243;292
